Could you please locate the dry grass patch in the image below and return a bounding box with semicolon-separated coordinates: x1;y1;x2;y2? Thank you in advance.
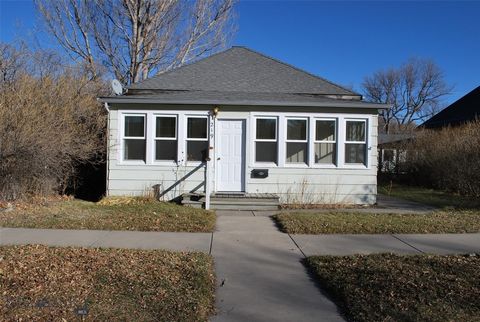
0;245;215;321
379;184;480;209
273;211;480;234
0;197;215;232
306;254;480;322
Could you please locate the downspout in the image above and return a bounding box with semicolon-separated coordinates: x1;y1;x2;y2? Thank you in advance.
103;102;110;197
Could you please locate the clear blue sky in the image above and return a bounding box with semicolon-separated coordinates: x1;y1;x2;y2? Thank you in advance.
1;0;479;105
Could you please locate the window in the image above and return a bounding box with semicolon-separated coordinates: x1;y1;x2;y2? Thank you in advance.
383;149;395;162
155;116;177;161
123;115;145;161
315;119;336;165
255;118;277;163
186;117;208;161
345;120;367;165
286;118;308;164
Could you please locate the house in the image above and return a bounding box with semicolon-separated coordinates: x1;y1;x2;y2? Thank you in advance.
99;47;387;209
421;86;480;129
377;133;414;174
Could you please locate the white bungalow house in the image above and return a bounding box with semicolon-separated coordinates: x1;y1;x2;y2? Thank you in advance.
99;47;387;209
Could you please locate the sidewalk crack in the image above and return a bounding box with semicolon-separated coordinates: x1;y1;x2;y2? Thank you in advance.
87;232;108;248
288;233;307;258
209;232;214;255
391;234;425;254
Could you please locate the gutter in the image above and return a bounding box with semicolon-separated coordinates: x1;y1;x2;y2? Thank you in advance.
98;96;390;109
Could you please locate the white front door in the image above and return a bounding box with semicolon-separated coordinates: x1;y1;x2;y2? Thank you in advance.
216;119;245;192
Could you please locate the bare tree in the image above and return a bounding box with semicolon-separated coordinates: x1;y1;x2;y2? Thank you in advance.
35;0;236;84
0;43;28;84
362;58;452;134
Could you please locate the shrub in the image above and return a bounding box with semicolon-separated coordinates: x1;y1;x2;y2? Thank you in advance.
0;73;106;200
404;121;480;197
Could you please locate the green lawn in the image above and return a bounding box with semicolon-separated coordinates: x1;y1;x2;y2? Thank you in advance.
273;211;480;234
306;254;480;322
379;184;480;209
0;245;215;321
0;197;215;232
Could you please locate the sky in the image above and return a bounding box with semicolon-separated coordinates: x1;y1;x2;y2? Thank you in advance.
1;0;479;105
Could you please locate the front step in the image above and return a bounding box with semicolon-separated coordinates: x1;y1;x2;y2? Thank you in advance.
181;193;280;211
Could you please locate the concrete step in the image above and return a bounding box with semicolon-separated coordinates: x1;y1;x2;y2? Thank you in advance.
201;198;279;205
181;193;280;211
212;204;280;211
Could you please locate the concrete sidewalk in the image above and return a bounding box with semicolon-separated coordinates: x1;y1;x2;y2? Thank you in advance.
211;215;343;322
3;224;477;256
0;227;212;252
291;233;480;257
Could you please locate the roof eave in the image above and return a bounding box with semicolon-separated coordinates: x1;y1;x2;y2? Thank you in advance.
98;96;389;109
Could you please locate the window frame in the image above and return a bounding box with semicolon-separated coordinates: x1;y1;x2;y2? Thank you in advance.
344;118;368;167
254;117;278;166
285;117;309;166
121;113;146;164
185;115;209;164
153;114;178;163
313;118;337;167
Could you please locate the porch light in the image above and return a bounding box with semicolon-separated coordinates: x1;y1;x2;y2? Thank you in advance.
213;106;220;117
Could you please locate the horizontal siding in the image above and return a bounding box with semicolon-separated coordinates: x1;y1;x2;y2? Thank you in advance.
108;166;205;178
108;109;119;162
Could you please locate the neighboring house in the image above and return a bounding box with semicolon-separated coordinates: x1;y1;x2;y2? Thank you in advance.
421;86;480;129
377;133;414;174
378;86;480;175
99;47;387;208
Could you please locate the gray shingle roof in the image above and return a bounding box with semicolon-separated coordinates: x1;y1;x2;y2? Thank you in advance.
100;46;389;109
378;133;415;145
128;47;357;96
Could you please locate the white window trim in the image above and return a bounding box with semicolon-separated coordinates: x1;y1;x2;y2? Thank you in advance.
118;110;209;166
153;114;178;164
185;115;209;166
253;117;278;167
249;112;373;170
312;118;338;168
121;113;146;164
344;118;368;168
115;110;373;171
285;117;309;167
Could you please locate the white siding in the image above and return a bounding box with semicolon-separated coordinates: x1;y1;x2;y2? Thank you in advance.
107;105;379;204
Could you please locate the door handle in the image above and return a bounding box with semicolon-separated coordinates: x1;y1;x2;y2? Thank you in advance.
217;157;221;160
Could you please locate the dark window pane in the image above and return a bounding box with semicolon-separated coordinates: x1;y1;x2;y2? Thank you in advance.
345;143;366;164
383;149;394;162
125;116;144;137
255;142;277;163
346;121;366;142
156;117;176;138
124;139;145;160
316;120;335;141
287;119;307;140
315;143;336;164
187;118;207;139
187;141;208;161
286;142;307;163
155;140;177;161
256;119;276;140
